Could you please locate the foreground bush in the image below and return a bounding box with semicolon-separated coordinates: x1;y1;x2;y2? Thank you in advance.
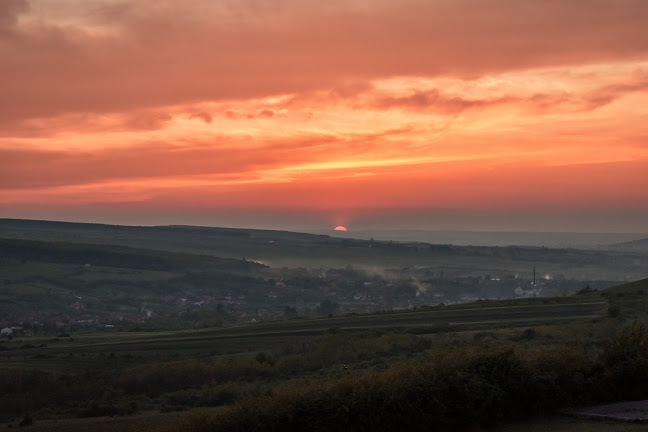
601;320;648;400
138;346;591;431
141;322;648;432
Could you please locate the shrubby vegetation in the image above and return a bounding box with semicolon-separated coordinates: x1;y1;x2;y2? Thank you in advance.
139;321;648;431
3;319;648;430
0;331;432;422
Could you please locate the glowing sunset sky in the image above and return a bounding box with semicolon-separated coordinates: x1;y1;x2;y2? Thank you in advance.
1;0;647;232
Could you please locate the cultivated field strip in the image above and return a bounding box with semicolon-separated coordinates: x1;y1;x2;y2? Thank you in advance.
49;301;607;353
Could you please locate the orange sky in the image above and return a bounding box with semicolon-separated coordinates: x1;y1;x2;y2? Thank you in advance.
1;0;648;232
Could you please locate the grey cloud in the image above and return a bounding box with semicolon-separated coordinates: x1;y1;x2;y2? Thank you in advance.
0;0;28;31
1;0;647;125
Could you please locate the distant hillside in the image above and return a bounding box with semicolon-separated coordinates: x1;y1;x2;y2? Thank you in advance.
0;238;264;272
0;218;340;266
0;232;646;331
609;237;648;251
323;229;647;249
0;238;271;327
1;218;647;281
0;218;331;242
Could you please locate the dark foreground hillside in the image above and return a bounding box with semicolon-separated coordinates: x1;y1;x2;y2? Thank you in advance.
0;279;647;430
141;330;648;432
135;278;648;431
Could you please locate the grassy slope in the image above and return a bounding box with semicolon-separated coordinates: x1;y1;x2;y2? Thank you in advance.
581;278;648;320
0;295;609;373
0;238;269;322
0;279;646;430
0;237;262;272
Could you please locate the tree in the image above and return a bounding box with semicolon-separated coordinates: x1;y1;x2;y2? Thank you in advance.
317;300;339;316
283;306;298;319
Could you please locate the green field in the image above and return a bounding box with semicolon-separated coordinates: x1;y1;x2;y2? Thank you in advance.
0;296;608;372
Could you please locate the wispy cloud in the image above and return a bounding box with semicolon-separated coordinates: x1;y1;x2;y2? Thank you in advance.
2;0;648;124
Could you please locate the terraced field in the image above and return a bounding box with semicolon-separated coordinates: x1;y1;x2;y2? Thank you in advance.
0;296;607;373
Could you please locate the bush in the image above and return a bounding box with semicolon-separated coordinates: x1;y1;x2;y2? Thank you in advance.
255;352;274;366
78;400;138;418
601;321;648;399
18;414;33;427
608;304;621;318
143;343;602;432
511;328;536;341
160;384;242;408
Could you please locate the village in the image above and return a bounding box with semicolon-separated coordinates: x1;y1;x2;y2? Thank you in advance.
0;263;601;335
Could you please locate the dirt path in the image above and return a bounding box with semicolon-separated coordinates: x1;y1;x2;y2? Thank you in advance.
571;400;648;422
0;410;186;432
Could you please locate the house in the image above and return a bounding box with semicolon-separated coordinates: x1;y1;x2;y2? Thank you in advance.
1;327;12;336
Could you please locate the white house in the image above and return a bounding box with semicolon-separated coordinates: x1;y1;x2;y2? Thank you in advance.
1;327;12;336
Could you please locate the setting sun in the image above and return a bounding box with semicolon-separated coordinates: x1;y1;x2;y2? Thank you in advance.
334;226;348;231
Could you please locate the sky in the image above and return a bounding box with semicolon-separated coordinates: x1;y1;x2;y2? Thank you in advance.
1;0;647;233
